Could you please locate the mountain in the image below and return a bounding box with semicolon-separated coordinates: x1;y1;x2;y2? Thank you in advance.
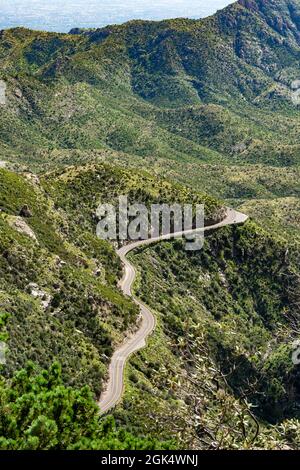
1;0;300;450
0;0;299;243
0;163;221;391
128;219;300;447
0;164;223;449
1;162;300;449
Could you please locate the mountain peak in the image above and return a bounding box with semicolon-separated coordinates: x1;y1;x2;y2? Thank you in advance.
237;0;300;18
222;0;300;39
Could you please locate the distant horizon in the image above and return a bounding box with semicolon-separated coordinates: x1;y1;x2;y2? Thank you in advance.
0;0;235;33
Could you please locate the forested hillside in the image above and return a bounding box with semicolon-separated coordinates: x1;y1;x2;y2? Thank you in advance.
0;164;222;449
0;0;299;241
0;0;300;450
1;160;299;449
125;222;300;449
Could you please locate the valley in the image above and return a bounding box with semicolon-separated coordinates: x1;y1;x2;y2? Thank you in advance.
0;0;300;451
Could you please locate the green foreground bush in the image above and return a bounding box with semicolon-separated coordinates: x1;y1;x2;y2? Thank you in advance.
0;362;174;450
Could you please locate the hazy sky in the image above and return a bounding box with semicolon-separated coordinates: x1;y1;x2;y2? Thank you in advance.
0;0;235;32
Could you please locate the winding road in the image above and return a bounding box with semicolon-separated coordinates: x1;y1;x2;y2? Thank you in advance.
98;208;248;413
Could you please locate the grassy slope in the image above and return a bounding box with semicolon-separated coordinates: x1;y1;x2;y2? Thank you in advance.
118;221;300;449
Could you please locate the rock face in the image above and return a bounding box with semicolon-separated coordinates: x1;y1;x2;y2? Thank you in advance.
27;283;51;310
8;216;37;242
14;88;22;99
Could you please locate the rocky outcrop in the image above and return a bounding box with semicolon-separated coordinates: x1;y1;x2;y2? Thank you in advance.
7;215;37;241
27;283;51;309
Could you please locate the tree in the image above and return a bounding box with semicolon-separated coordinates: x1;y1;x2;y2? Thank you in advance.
0;362;174;450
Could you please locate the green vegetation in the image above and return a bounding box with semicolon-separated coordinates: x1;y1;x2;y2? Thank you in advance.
122;221;300;449
0;0;300;450
0;164;222;449
42;162;223;227
0;0;299;243
0;362;174;450
0;167;138;395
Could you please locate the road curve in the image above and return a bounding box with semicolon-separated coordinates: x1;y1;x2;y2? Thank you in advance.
98;208;248;413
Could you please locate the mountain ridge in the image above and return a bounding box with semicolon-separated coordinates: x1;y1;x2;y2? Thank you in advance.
1;1;299;245
1;0;300;450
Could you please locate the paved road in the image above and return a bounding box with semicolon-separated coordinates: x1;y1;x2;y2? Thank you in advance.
98;208;248;413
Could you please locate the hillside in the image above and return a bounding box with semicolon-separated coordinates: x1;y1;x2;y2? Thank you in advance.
0;161;299;449
0;163;224;448
124;221;300;449
0;0;300;451
0;163;222;388
0;164;299;448
0;0;299;244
